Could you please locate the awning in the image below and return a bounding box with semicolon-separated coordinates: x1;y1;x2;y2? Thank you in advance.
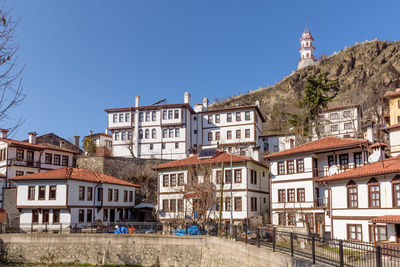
371;215;400;224
134;203;156;209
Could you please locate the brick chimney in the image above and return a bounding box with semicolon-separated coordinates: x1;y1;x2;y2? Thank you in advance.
73;136;80;147
28;132;37;144
0;129;8;139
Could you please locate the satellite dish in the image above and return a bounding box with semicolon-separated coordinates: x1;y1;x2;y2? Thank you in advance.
368;151;381;163
329;165;339;176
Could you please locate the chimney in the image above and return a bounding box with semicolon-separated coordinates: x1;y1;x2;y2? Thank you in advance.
28;132;37;144
59;140;66;148
89;130;93;136
105;128;108;134
366;124;375;143
0;129;8;139
184;92;191;105
255;100;260;107
73;136;80;147
202;97;209;110
135;95;140;107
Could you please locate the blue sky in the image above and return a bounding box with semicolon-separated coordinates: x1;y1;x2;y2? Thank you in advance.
8;0;400;142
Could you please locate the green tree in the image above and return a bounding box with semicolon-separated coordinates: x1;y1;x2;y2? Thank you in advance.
83;136;97;156
288;73;338;140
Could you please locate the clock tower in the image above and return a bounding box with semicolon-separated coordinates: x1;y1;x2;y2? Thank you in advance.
297;26;317;70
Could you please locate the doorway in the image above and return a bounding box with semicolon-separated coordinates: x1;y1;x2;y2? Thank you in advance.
110;209;115;223
315;213;325;234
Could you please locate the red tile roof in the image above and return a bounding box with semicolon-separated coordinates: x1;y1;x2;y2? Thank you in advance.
318;155;400;183
371;215;400;224
322;105;358;112
0;138;78;154
152;151;267;170
385;123;400;130
9;167;139;187
384;90;400;99
83;133;112;140
264;137;370;160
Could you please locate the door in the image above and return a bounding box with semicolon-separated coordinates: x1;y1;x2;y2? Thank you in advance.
396;224;400;243
315;213;325;235
313;158;319;177
110;209;115;223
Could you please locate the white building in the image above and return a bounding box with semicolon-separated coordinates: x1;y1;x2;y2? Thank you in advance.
312;105;362;140
105;93;265;161
10;167;138;232
297;27;317;70
260;134;296;155
82;131;113;157
153;149;269;223
0;130;78;208
264;137;371;235
319;155;400;244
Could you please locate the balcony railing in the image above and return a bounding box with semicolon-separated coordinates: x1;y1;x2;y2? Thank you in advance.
312;163;361;178
8;158;40;168
314;197;328;208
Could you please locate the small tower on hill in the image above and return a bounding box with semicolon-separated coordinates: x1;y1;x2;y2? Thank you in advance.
297;26;317;70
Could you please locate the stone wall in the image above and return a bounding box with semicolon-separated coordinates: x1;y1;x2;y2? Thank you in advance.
2;189;19;225
0;234;307;267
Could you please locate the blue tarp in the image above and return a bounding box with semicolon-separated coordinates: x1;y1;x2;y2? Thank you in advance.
114;226;129;233
174;226;202;236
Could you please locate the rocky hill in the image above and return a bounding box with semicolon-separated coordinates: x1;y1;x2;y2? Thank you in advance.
211;40;400;134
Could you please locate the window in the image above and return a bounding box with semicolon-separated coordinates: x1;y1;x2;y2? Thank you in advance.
169;128;173;138
129;191;133;202
125;113;130;122
87;209;92;223
113;114;117;123
251;197;257;211
225;197;231;211
194;130;198;134
178;199;184;212
287;160;295;174
78;209;85;223
245;129;250;138
178;173;184;185
162;129;167;138
145;111;150;121
297;188;305;202
368;182;380;208
354;152;362;167
139;129;143;139
236;112;241;121
225;170;232;184
145;129;150;139
62;156;68;166
119;113;124;122
168;110;173;119
97;188;103;201
152;111;156;121
296;159;304;173
216;171;222;184
53;209;60;223
175;142;179;149
245;111;250;120
162;110;167;120
274;146;279;152
318;126;325;134
28;186;35;200
227;131;232;139
287;189;295;202
16;171;24;176
305;214;314;229
339;154;349;169
227;113;232;122
330;113;338;120
114;131;120;141
163;175;169;187
344;122;353;130
278;213;285;225
328;155;335;167
121;131;126;140
49;186;56;200
174;110;179;119
124;190;128;202
278;189;286;203
162;143;166;150
45;153;52;164
236;130;241;139
38;186;46;200
16;149;24;161
288;213;296;225
208;132;213;141
139;112;143;122
162;199;169;212
343;110;353;118
149;144;154;150
369;225;387;242
103;209;108;221
278;162;285;175
234;169;242;183
347;224;362;241
398;100;400;109
27;151;34;163
42;210;49;224
215;114;220;123
330;124;339;132
208;115;213;124
87;187;93;201
79;186;85;201
347;181;358;208
32;209;39;223
108;189;113;201
215;131;220;141
170;199;176;212
175;128;179;137
250;170;257;185
170;174;177;186
234;197;242;211
114;189;119;202
54;154;60;165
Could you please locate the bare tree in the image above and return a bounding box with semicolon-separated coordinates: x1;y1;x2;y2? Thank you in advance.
0;5;25;134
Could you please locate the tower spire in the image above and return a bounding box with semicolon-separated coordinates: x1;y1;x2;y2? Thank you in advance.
297;23;317;70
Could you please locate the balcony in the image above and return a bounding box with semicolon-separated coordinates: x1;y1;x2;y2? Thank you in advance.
312;163;359;178
8;158;40;168
314;197;328;208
